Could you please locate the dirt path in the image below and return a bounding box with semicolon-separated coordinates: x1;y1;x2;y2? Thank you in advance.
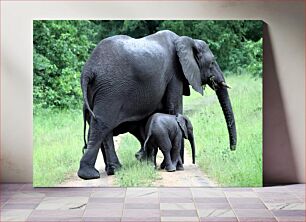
57;136;121;187
152;149;217;187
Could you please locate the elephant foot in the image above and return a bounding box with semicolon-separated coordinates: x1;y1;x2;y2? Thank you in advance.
176;164;184;171
165;164;176;172
230;145;236;151
105;163;121;176
106;166;115;176
78;165;100;180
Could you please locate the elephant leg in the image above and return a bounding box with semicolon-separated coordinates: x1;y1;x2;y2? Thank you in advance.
160;159;166;169
177;156;183;171
163;80;185;166
78;148;100;180
86;123;109;172
180;138;184;161
146;142;156;167
159;134;183;169
161;150;176;172
100;144;108;171
153;147;158;169
172;136;184;170
103;132;121;175
178;99;185;165
158;138;175;172
130;124;146;161
177;138;184;170
78;120;110;180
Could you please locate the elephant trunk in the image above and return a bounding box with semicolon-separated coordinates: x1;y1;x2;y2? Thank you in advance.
216;87;237;150
188;133;196;164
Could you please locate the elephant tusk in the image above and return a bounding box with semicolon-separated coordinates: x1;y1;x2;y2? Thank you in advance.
221;82;231;89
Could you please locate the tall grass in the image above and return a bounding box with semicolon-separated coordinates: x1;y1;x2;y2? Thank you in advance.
33;109;83;187
184;75;262;186
33;109;158;187
114;135;159;187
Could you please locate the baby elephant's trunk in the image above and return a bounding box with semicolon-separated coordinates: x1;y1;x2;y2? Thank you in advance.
188;134;196;164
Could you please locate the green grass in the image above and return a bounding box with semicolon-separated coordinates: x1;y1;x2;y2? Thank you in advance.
33;108;158;187
184;75;262;186
114;135;159;187
33;109;84;187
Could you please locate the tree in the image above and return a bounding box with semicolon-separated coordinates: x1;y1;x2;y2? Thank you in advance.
33;20;97;110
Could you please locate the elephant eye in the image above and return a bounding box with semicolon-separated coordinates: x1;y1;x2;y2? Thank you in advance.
211;57;217;67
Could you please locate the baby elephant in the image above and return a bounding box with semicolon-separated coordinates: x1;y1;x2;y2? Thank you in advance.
143;113;195;172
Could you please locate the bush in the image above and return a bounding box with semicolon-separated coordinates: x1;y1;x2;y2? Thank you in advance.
33;21;97;111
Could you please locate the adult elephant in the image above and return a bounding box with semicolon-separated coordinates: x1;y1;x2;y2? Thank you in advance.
78;30;237;180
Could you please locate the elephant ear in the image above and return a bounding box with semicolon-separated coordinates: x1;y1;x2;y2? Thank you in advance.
175;36;203;95
176;114;188;139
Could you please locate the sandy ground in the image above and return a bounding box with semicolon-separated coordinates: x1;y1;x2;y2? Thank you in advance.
152;149;216;187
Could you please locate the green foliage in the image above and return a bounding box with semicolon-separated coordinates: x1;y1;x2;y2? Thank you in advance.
33;20;97;111
242;39;263;77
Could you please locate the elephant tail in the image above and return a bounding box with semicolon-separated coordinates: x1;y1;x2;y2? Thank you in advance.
81;69;96;120
143;130;155;156
143;134;151;153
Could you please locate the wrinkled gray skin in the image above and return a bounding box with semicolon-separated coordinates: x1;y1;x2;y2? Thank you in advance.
82;105;147;174
78;30;237;180
143;113;195;172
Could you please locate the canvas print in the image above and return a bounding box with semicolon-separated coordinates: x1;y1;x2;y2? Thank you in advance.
33;20;263;187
